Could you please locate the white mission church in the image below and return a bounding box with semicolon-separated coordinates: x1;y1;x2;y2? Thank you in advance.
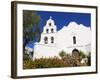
25;16;91;60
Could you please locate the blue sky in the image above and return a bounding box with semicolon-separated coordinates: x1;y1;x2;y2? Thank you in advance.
37;11;91;32
26;10;91;48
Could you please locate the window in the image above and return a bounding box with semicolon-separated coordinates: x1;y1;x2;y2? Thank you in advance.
73;36;76;44
49;23;51;26
44;37;48;44
51;37;54;43
46;29;49;33
51;28;54;33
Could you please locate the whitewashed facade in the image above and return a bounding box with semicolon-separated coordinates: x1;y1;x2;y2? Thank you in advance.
33;16;91;60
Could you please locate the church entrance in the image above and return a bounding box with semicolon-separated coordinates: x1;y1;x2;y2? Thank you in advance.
72;48;80;59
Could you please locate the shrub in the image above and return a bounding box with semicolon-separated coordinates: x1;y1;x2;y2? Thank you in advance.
59;50;66;58
23;51;90;69
79;51;87;59
87;52;91;66
23;57;69;69
23;54;30;60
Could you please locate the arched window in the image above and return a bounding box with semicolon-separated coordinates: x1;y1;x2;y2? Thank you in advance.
49;22;51;26
51;28;54;33
51;37;54;43
73;36;76;44
44;37;48;44
46;29;49;33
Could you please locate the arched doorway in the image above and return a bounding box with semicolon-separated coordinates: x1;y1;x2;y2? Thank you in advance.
72;48;80;58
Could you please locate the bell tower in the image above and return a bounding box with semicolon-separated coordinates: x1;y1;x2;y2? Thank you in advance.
40;16;57;45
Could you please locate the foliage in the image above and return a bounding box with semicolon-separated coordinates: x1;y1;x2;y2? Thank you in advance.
59;50;66;58
87;52;91;66
62;54;81;66
23;54;30;60
23;51;91;69
23;10;41;53
23;54;35;69
23;11;40;28
79;51;87;59
23;57;68;69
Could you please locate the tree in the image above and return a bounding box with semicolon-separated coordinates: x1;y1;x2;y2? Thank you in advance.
59;50;66;58
79;51;87;59
23;10;40;54
87;52;91;66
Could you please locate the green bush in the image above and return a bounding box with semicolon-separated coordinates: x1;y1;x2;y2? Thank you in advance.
59;50;66;58
79;51;87;59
